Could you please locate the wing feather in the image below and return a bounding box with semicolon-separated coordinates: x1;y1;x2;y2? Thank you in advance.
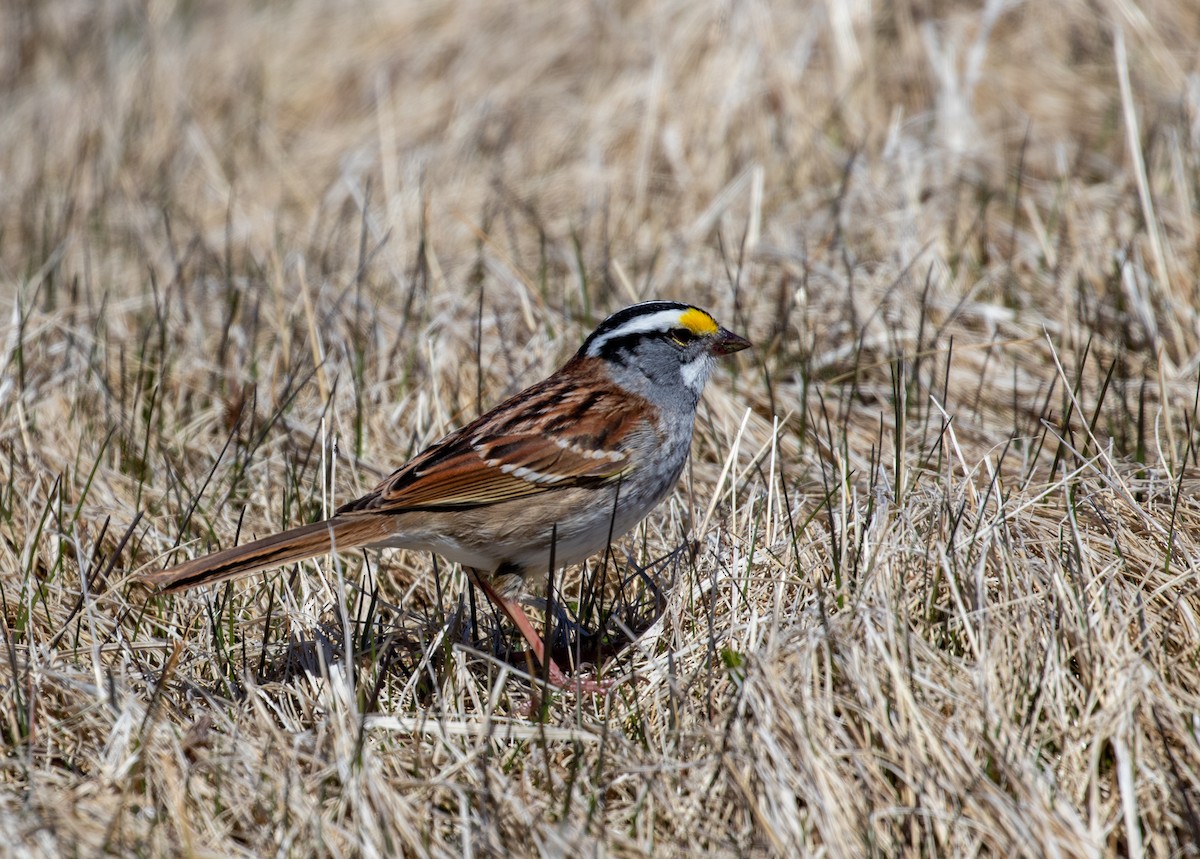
337;360;646;515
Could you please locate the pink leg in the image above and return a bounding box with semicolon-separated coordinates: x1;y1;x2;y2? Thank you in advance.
474;575;612;694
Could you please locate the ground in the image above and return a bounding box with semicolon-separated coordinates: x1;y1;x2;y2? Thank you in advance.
2;0;1200;856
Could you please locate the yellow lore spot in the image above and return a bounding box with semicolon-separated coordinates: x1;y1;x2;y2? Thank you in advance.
679;308;719;336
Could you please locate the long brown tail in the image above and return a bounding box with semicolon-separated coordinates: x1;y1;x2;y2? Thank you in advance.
143;515;390;593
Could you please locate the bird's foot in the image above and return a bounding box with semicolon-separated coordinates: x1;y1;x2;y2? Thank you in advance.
544;659;615;694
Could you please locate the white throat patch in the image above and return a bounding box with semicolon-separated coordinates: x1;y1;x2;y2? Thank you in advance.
680;354;711;394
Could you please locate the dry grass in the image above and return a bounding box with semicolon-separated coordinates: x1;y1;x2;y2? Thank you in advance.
3;0;1200;855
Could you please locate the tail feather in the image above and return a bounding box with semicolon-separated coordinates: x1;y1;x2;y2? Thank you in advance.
143;515;389;593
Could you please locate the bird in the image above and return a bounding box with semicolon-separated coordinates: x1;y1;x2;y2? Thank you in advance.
143;300;750;692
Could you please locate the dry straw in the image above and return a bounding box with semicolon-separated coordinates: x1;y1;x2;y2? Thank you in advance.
2;0;1200;855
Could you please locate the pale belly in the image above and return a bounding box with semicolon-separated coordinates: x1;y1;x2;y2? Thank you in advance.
369;474;679;594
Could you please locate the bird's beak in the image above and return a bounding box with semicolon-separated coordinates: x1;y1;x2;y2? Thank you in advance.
710;327;751;356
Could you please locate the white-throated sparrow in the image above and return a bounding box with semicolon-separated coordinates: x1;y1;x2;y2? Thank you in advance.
143;300;750;692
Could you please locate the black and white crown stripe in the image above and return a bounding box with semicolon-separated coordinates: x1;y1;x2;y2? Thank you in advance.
580;301;703;358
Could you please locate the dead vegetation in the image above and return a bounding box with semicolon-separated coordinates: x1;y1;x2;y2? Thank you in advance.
3;0;1200;855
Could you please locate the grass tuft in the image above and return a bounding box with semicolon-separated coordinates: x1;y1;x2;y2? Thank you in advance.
4;0;1200;855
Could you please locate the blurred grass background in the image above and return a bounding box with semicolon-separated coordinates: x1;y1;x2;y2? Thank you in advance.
3;0;1200;855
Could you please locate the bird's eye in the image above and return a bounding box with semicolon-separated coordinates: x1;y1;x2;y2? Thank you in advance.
669;327;695;346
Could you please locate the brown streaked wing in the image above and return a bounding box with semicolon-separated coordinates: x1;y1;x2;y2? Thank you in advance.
339;360;648;514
